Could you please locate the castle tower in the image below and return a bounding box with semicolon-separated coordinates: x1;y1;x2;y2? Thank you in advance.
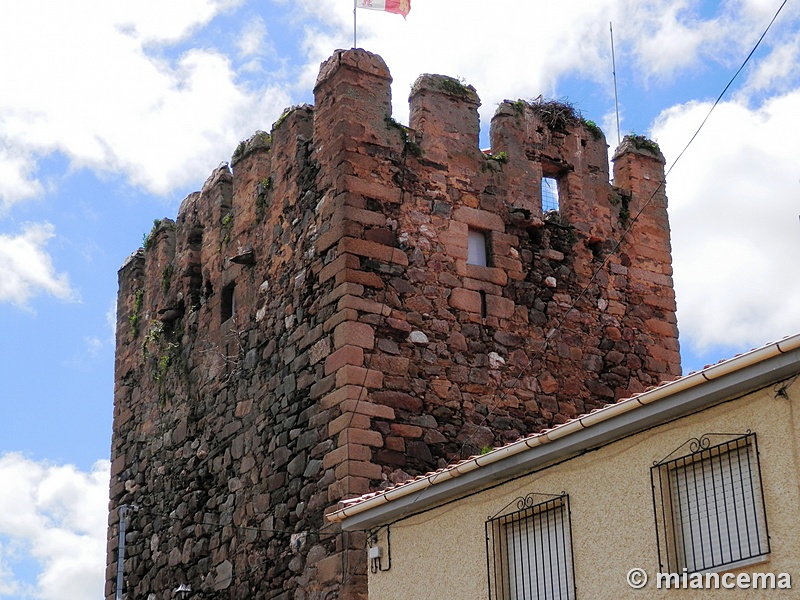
106;49;679;600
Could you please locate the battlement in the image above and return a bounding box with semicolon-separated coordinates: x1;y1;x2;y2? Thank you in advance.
108;49;679;600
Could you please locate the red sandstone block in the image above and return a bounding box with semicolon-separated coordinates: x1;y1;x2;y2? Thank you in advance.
329;412;371;437
385;317;411;333
335;268;385;289
368;354;409;376
323;443;373;469
643;293;677;311
491;231;519;246
454;261;501;286
333;321;375;350
390;423;423;438
320;385;368;410
439;229;467;250
453;206;505;231
333;205;387;227
338;237;409;266
341;174;402;204
385;436;405;452
324;345;364;376
490;255;523;273
337;175;402;204
337;294;392;316
315;554;344;584
486;294;515;319
338;427;384;448
335;365;383;388
645;318;678;338
335;460;382;480
319;253;360;283
371;390;423;412
323;308;360;333
649;345;681;365
463;277;502;295
629;266;673;287
322;282;365;308
449;288;482;313
327;476;372;505
338;398;395;420
315;220;364;254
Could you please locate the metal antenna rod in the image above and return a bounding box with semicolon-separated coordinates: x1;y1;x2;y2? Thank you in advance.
610;21;621;147
116;505;129;600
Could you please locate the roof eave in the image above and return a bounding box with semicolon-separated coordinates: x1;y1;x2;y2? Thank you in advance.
333;334;800;531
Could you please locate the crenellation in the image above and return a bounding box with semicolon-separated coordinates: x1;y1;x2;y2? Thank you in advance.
107;48;681;600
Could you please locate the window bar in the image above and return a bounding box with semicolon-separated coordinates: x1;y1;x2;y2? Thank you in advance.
753;435;771;558
727;441;744;563
690;454;707;569
547;504;557;599
708;445;724;568
698;446;713;569
716;444;734;566
737;440;755;557
651;466;666;571
509;513;519;600
565;497;577;600
742;441;760;556
523;511;534;600
532;507;542;599
676;456;692;569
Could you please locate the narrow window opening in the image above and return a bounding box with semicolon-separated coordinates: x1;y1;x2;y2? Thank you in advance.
542;177;560;213
221;282;235;323
479;291;488;318
468;229;488;266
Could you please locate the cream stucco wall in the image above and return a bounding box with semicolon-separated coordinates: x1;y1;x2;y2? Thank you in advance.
367;384;800;599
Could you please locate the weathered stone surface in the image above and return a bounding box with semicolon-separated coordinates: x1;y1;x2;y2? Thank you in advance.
107;48;679;600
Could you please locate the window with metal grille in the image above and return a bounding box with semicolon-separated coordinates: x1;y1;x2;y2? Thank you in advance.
651;433;770;574
541;177;560;213
486;494;575;600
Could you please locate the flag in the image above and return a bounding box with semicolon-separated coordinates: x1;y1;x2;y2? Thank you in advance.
356;0;410;18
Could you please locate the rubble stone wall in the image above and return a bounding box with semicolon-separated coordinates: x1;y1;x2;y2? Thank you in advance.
107;49;680;600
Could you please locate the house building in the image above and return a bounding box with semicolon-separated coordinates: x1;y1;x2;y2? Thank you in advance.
329;334;800;598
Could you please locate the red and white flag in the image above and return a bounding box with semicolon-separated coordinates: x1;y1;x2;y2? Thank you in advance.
356;0;410;18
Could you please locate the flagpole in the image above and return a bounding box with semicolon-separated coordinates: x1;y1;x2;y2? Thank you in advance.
353;0;357;48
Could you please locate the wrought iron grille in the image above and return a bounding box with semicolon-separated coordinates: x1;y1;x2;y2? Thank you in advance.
485;494;575;600
651;433;770;573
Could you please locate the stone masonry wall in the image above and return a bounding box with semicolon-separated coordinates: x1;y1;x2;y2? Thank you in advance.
106;49;680;600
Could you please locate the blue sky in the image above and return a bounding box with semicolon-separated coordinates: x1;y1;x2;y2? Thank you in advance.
1;1;799;597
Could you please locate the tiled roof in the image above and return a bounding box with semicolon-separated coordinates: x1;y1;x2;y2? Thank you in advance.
329;333;800;520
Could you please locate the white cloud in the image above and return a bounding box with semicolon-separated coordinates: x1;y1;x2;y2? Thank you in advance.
289;0;792;129
0;223;77;308
0;147;42;211
0;1;289;201
0;454;110;600
652;90;800;351
237;17;267;58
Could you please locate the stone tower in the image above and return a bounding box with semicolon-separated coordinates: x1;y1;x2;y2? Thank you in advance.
106;49;679;600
